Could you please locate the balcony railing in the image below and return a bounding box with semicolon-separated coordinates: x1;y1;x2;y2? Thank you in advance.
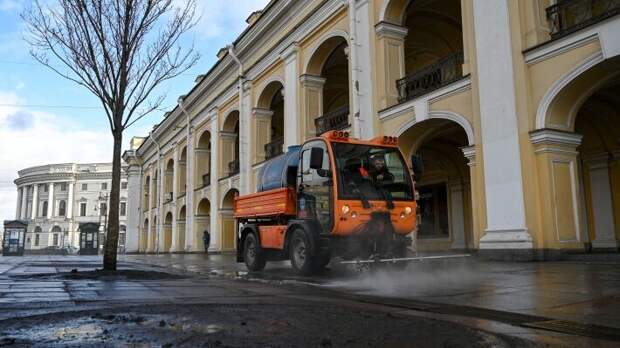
202;173;210;187
264;137;284;160
228;159;240;177
397;51;464;103
315;105;350;136
547;0;620;38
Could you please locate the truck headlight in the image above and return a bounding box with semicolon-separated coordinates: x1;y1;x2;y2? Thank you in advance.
341;205;350;215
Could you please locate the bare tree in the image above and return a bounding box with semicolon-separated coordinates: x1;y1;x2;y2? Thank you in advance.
23;0;200;270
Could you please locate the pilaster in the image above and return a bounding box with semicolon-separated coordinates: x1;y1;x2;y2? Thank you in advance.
210;117;220;251
281;42;300;148
31;184;39;219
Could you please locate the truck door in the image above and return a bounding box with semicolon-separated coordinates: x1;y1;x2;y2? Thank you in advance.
298;140;333;233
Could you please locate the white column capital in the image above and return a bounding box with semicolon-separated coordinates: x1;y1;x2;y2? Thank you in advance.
375;21;408;40
299;74;326;88
252;107;274;119
460;145;476;166
280;42;299;63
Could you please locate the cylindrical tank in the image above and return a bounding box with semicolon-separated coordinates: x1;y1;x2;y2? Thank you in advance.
257;145;301;192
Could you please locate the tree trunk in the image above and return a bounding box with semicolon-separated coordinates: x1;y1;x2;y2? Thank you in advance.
103;129;123;271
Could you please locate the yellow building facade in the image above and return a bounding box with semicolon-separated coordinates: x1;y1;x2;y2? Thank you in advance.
123;0;620;259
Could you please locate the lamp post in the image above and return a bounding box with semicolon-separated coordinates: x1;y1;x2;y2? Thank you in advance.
94;191;109;253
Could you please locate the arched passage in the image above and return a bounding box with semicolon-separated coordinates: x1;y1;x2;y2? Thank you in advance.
220;189;239;251
532;56;620;251
379;0;464;106
163;212;173;252
303;35;350;138
195;131;211;187
399;118;473;250
221;111;240;177
143;175;150;209
177;205;186;251
178;146;187;195
164;159;174;202
195;198;211;251
254;80;285;161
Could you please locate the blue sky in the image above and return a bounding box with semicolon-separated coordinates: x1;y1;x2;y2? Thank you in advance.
0;0;270;224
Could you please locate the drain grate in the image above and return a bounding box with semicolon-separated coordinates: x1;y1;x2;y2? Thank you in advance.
523;320;620;342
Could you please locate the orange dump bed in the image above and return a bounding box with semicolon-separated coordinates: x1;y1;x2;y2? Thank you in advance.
234;187;296;219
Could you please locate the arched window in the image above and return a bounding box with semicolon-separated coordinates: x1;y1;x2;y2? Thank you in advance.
58;200;66;217
41;201;48;217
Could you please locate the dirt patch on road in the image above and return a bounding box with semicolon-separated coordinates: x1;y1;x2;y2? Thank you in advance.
0;303;539;347
10;269;187;281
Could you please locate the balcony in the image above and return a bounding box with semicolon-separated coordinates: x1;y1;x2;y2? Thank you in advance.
315;105;350;136
228;159;240;177
202;173;211;187
397;51;464;103
264;137;284;160
547;0;620;38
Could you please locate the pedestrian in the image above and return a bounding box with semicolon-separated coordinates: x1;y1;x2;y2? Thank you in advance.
203;230;210;253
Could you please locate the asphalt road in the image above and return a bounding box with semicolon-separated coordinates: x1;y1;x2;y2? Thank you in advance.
0;255;619;347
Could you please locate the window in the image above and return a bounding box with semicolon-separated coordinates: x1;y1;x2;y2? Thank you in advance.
53;234;59;246
41;201;48;217
81;183;88;191
121;182;128;189
34;234;40;246
60;183;67;191
58;200;66;217
80;202;87;217
101;182;108;190
120;202;126;216
100;203;107;216
43;184;48;192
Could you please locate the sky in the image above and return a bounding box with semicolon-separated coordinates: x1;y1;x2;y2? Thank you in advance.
0;0;271;224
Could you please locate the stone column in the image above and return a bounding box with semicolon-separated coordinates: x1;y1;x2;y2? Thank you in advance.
374;22;407;109
157;160;165;252
146;170;154;252
281;43;300;148
587;154;618;249
252;108;274;162
67;182;74;218
210;117;220;251
472;0;532;256
15;186;23;219
185;128;195;251
47;183;54;218
20;186;28;220
31;184;39;219
300;75;326;140
350;0;375;139
239;80;253;195
171;146;179;251
530;130;585;251
461;146;481;249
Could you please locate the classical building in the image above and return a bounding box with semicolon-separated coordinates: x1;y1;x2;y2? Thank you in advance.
124;0;620;259
13;163;132;253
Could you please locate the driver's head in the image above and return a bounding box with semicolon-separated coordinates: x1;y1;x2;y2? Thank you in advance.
370;154;385;170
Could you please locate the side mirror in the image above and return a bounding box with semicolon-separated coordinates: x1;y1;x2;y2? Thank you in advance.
309;148;324;170
411;154;424;178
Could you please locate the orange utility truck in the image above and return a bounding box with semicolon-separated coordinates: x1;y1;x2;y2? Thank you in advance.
235;131;423;275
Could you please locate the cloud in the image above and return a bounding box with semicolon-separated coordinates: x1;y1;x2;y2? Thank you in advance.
0;0;21;12
188;0;271;39
0;91;112;225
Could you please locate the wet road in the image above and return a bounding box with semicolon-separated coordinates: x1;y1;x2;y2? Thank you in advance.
0;254;619;346
124;253;620;331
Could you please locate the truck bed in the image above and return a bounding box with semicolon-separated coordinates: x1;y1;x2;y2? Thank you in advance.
234;187;297;219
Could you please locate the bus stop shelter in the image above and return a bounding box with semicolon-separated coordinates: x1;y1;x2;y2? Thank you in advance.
2;220;28;256
78;222;100;255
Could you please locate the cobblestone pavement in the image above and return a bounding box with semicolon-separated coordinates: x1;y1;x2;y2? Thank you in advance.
0;255;618;346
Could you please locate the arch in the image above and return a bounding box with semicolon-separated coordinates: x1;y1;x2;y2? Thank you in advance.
164;212;173;225
165;158;174;171
58;200;66;217
180;146;187;161
51;225;62;233
222;110;240;132
380;0;412;25
196;198;211;216
164;158;174;197
196;130;211;149
304;30;350;76
221;188;239;210
178;205;187;220
255;77;285;108
536;52;606;130
395;110;474;145
34;226;42;233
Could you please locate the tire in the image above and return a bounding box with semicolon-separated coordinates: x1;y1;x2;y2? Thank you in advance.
289;229;317;275
244;233;266;272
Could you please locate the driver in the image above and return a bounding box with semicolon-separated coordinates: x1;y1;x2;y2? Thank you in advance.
368;154;394;184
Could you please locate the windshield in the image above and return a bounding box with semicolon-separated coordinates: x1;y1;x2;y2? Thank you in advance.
332;142;414;201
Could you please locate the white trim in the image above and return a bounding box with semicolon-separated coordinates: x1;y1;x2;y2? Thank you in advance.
378;0;412;25
529;129;583;147
394;110;475;146
302;29;350;75
375;21;408;39
254;76;285;107
535;52;604;129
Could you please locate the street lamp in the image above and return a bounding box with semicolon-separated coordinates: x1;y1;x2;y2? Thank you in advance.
94;191;109;253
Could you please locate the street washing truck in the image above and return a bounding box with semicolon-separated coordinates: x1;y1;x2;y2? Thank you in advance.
234;131;423;275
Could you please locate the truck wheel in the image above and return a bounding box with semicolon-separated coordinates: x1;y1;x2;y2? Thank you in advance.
289;229;317;275
244;233;266;272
